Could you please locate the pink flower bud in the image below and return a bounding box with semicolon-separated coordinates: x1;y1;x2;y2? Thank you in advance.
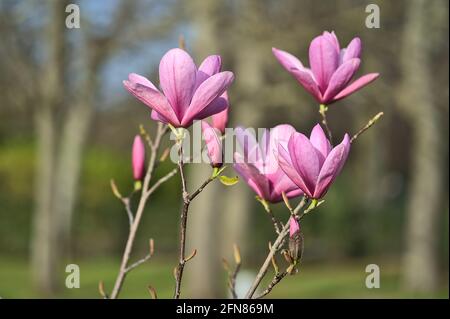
201;121;223;168
132;135;145;180
289;216;300;238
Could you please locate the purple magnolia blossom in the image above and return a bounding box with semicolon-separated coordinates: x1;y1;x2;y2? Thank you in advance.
233;124;303;203
201;121;223;168
272;31;379;105
278;124;350;199
123;48;234;128
132;135;145;180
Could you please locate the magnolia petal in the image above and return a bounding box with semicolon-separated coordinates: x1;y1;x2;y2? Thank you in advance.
123;81;180;126
272;47;304;71
314;134;351;198
290;68;322;103
195;55;222;89
332;73;380;102
181;71;234;127
309;124;331;165
342;37;362;63
159;48;197;119
309;34;339;92
322;58;360;103
277;144;313;198
288;132;320;194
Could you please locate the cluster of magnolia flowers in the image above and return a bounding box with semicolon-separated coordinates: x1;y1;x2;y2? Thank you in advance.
120;31;379;298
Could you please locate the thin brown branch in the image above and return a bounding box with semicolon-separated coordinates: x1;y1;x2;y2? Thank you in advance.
110;123;169;299
351;112;384;143
255;270;288;299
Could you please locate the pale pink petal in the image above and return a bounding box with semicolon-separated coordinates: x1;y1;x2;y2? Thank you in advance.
290;68;322;102
234;153;270;200
211;92;229;133
195;55;222;89
123;80;180;126
159;48;197;119
272;47;304;71
128;73;158;90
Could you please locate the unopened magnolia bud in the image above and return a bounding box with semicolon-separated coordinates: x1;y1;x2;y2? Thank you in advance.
132;135;146;181
288;216;304;264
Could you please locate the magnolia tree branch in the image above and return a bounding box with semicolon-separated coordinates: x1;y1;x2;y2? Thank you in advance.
109;123;173;299
319;104;333;143
245;197;309;299
173;141;218;298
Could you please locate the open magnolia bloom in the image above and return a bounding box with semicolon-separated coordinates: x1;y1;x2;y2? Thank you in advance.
278;124;351;199
123;48;234;128
272;31;379;105
233;124;303;203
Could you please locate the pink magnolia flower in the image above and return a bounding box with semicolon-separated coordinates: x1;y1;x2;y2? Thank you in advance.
201;121;223;168
272;31;379;105
123;49;234;128
278;124;350;199
289;216;300;238
233;124;303;203
132;135;145;180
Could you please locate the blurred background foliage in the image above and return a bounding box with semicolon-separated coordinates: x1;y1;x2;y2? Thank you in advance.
0;0;448;298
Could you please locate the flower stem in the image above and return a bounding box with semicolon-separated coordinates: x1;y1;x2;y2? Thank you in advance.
319;104;333;143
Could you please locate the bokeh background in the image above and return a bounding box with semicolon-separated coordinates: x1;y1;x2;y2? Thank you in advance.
0;0;448;299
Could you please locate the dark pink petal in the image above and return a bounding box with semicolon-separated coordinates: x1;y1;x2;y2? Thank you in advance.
342;37;362;63
314;134;350;199
195;55;222;89
201;121;223;167
309;35;339;92
277;144;313;198
272;47;304;71
332;73;380;102
234;152;270;200
289;216;300;238
290;68;322;103
322;58;360;104
159;48;197;119
128;73;158;90
181;71;234;127
132;135;145;180
288;132;321;194
309;124;331;165
123;80;180;126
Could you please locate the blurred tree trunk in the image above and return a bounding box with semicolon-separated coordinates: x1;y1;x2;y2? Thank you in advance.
400;0;444;293
31;0;66;295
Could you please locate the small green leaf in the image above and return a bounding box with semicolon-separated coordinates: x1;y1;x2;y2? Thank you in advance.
218;175;239;186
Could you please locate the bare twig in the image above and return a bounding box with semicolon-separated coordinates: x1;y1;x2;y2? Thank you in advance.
110;123;174;299
351;112;384;143
173;140;219;298
223;244;242;299
254;270;288;299
245;197;309;299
